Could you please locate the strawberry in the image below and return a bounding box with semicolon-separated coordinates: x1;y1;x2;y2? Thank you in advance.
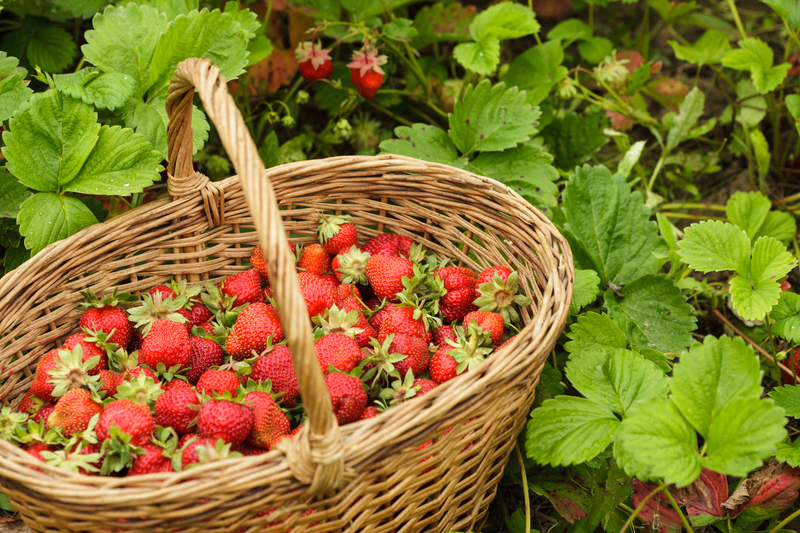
198;399;254;445
318;214;359;254
368;302;398;331
221;269;265;307
315;334;364;374
244;391;290;448
378;306;433;343
473;266;533;324
782;348;800;384
24;442;52;466
178;302;213;329
233;442;269;456
430;322;494;384
226;302;284;361
335;283;363;308
17;390;45;416
432;267;478;323
386;333;430;377
332;246;370;285
129;444;174;475
318;273;340;290
362;233;413;257
251;242;297;283
296;41;334;81
47;389;103;437
98;370;123;398
180;437;240;469
32;404;55;425
297;272;336;319
128;291;189;336
128;327;142;352
429;348;458;384
185;337;224;384
413;378;437;396
29;350;61;403
432;325;457;348
365;255;414;300
325;373;367;424
358;406;380;420
196;369;241;397
269;425;303;450
139;319;192;370
149;285;175;300
462;311;505;346
97;399;155;446
197;322;215;334
79;289;135;348
250;345;300;407
314;304;376;348
298;244;333;275
155;387;199;436
43;346;102;400
62;333;109;375
347;45;388;99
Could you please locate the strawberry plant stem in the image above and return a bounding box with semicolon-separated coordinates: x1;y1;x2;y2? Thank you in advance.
660;203;726;211
515;443;531;533
726;0;748;40
617;482;668;533
767;507;800;533
664;489;693;533
661;213;727;222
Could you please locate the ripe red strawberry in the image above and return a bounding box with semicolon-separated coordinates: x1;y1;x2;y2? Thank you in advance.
164;378;192;392
79;289;134;348
497;335;518;351
429;348;458;384
296;41;334;81
358;405;380;420
298;244;332;275
315;304;376;348
432;325;457;348
196;369;240;397
180;436;228;469
318;273;340;290
245;391;290;448
315;334;364;374
433;267;478;323
362;233;413;257
24;442;52;465
413;378;437;396
233;442;269;456
185;337;224;384
250;345;300;407
29;350;61;403
149;284;176;299
365;255;414;300
348;46;388;99
62;333;108;375
127;366;158;383
155;387;199;436
226;303;284;360
33;346;101;402
474;266;533;324
251;242;297;283
297;272;336;319
178;302;213;329
97;399;155;446
128;444;174;475
368;302;398;331
139;319;192;369
332;246;370;285
430;322;493;384
98;370;123;398
387;333;430;377
17;390;45;416
198;400;254;445
197;322;215;334
325;373;367;424
335;283;363;308
47;389;103;437
378;306;433;343
32;404;55;425
782;348;800;384
462;311;505;346
221;269;265;307
318;214;359;254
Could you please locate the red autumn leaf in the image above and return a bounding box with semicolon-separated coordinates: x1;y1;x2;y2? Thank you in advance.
606;110;636;131
733;466;800;521
617;50;644;74
632;479;683;533
531;475;591;523
673;468;728;517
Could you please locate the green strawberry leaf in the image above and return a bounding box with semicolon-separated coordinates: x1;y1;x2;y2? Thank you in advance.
51;0;107;18
730;236;796;321
449;79;541;155
540;112;609;170
468;2;540;41
0;492;14;512
776;439;800;467
666;86;715;152
17;192;98;256
383;18;418;42
453;37;501;76
122;95;209;159
614;397;701;487
762;0;800;29
569;269;601;313
380;123;462;165
411;2;474;49
577;37;614;64
769;385;800;417
668;29;730;66
54;68;136;111
726;191;770;242
603;274;697;353
772;292;800;343
564;312;627;357
677;220;751;274
561;164;664;287
468;144;559;208
702;397;786;476
0;170;32;218
26;27;77;74
757;211;797;245
0;52;32;122
546;18;592;44
669;335;762;439
722;38;791;94
503;40;568;106
565;348;669;416
526;396;619;467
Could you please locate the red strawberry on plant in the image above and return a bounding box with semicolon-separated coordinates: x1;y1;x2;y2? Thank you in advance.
244;390;290;448
297;272;336;319
198;399;255;445
185;337;224;384
462;311;505;346
296;41;334;81
96;399;155;446
155;387;199;436
318;214;359;254
473;266;533;324
315;333;364;374
47;388;103;437
196;369;241;397
221;269;265;307
79;288;135;349
365;254;414;300
325;372;367;424
362;233;413;257
139;319;192;370
347;44;388;99
298;244;333;275
226;302;284;361
250;345;301;407
433;267;478;323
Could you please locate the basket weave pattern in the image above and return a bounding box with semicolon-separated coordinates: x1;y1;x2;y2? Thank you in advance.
0;59;573;533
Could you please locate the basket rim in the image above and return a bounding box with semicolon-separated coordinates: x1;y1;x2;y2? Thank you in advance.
0;154;573;496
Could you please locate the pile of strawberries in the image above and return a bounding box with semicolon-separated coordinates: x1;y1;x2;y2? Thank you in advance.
0;214;531;478
296;40;387;100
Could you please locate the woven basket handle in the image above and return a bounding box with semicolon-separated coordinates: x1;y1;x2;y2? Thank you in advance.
165;58;344;495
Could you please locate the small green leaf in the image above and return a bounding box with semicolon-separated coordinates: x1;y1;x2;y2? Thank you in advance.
736;80;767;128
546;18;591;44
618;141;646;179
26;27;77;74
469;144;558;208
722;38;791;94
614;398;701;487
726;191;770;242
0;492;14;512
540;112;609;170
526;396;619;467
757;211;796;245
702;397;786;476
449;80;540;154
762;0;800;29
383;18;418;42
666;87;711;152
750;129;771;178
564;312;627;356
570;269;601;313
503;40;568;106
604;274;697;353
668;29;730;66
292;0;341;20
0;169;31;218
56;70;136;111
772;292;800;343
453;37;501;76
776;440;800;467
566;348;669;416
247;34;273;67
670;335;762;439
412;2;475;49
380;123;461;165
677;220;751;274
469;2;540;41
769;385;800;417
0;52;32;122
730;236;796;321
578;37;614;64
17;192;98;256
51;0;107;19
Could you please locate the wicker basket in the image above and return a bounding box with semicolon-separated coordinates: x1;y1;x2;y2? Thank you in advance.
0;58;573;533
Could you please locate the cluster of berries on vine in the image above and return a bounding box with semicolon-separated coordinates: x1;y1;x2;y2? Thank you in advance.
295;39;387;100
